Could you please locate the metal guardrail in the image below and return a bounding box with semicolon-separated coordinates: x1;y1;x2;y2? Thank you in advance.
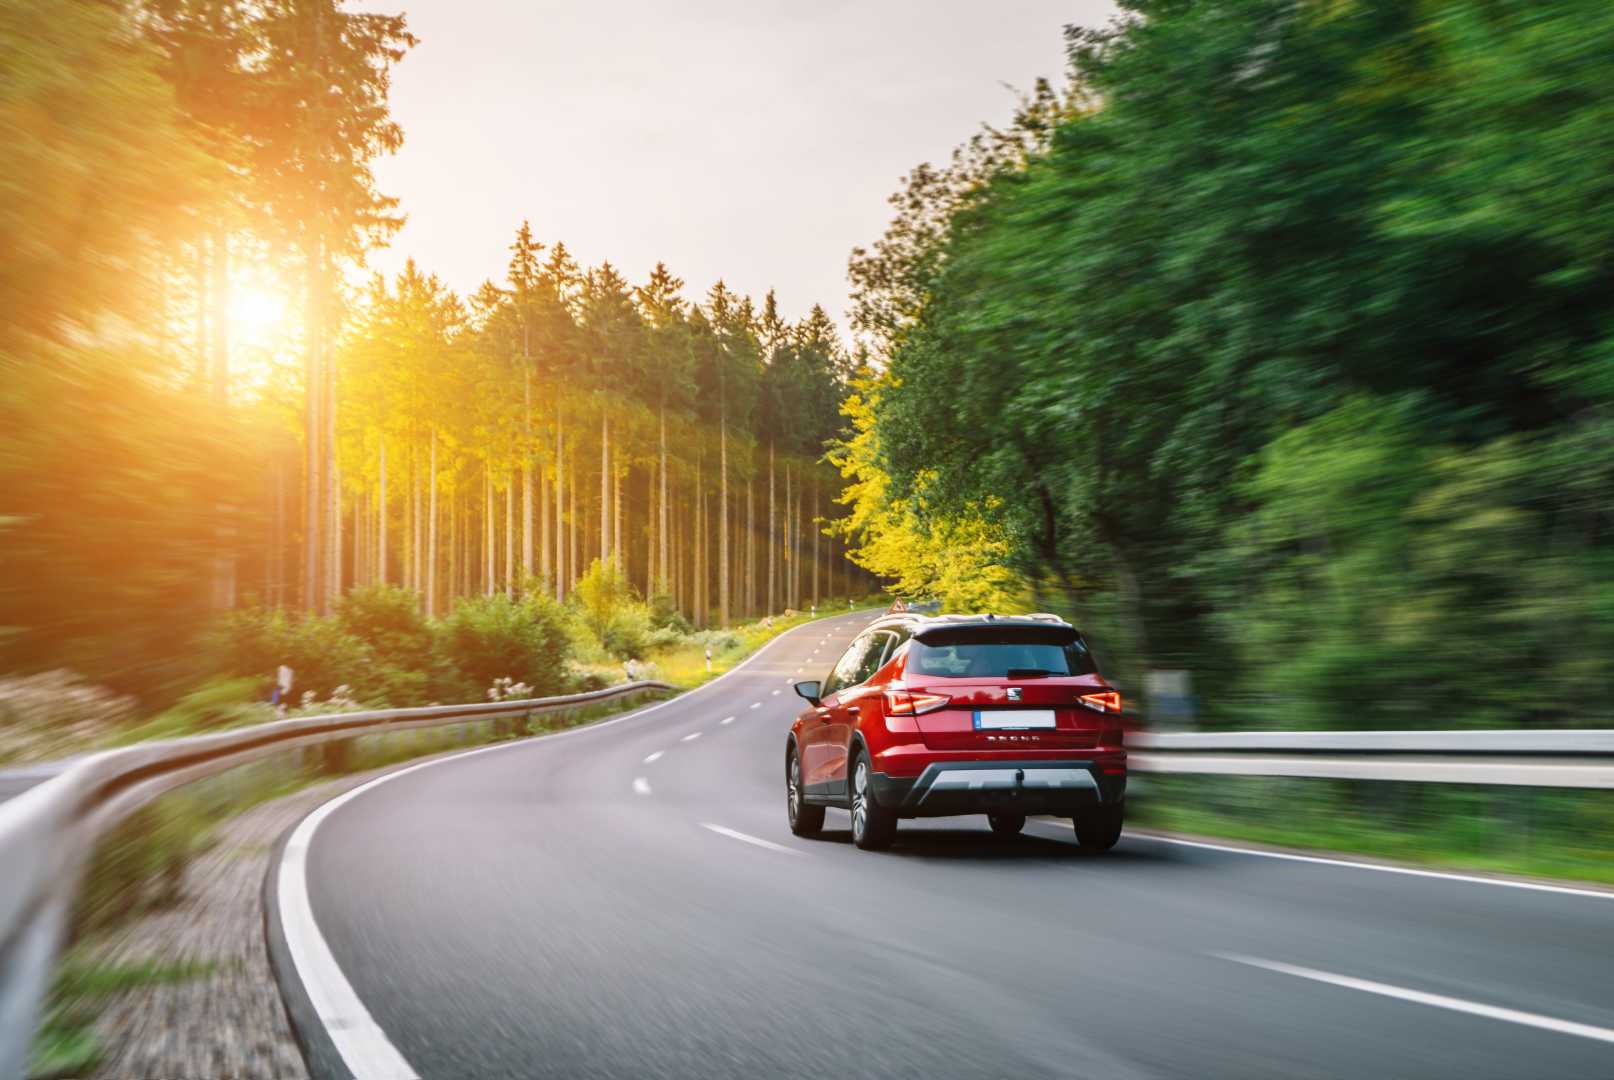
0;680;672;1078
1129;729;1614;788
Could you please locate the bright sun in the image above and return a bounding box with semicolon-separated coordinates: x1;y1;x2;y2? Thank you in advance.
229;284;287;344
226;273;294;388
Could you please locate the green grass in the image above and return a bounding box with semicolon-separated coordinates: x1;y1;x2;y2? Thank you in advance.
1132;775;1614;887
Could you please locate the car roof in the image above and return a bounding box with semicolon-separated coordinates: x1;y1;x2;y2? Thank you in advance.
863;611;1077;636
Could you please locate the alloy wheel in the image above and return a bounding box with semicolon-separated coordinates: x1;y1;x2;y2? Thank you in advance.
852;760;868;841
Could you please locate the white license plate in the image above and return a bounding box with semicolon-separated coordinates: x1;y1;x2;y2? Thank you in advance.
973;709;1056;730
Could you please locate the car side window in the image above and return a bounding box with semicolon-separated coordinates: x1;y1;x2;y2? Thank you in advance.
851;631;896;686
881;628;911;668
823;633;875;697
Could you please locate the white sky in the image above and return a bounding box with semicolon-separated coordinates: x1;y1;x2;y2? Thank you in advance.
361;1;1118;330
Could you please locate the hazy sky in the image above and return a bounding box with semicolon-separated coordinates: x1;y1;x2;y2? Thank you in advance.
362;1;1118;330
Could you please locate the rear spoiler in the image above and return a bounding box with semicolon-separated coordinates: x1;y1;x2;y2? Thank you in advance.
911;619;1081;642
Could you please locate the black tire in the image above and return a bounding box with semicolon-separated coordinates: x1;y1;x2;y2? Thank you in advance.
787;748;824;837
987;813;1026;836
850;750;898;851
1073;803;1124;853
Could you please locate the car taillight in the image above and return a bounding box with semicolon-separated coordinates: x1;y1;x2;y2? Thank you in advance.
1079;690;1122;713
883;689;950;716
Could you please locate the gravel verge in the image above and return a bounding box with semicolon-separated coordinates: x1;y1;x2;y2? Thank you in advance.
80;752;476;1080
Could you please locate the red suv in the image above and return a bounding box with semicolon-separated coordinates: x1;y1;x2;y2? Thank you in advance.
787;614;1127;851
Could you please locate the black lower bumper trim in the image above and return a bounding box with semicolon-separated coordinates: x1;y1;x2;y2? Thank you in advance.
872;759;1124;818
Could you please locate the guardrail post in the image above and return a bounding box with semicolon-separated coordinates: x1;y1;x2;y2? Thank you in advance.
321;738;350;776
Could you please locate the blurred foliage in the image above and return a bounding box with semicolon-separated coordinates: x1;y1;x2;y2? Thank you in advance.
0;344;266;700
848;0;1614;727
571;557;650;659
435;591;572;700
826;368;1025;613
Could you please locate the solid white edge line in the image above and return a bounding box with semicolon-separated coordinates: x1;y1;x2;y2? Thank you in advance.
279;774;423;1078
1138;833;1614;902
275;608;869;1079
632;776;652;796
681;731;702;742
701;822;805;856
642;751;663;764
1217;953;1614;1046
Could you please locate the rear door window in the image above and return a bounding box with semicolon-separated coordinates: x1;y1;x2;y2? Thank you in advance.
853;631;898;685
824;633;878;696
908;626;1096;678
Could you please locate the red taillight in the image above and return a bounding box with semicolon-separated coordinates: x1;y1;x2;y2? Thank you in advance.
1079;690;1122;713
884;689;951;716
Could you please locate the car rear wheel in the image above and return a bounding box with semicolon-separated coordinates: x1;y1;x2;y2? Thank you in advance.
787;748;824;837
1073;803;1123;853
987;813;1026;836
850;751;897;851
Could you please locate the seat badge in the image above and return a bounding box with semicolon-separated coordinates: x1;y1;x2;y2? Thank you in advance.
1007;687;1022;702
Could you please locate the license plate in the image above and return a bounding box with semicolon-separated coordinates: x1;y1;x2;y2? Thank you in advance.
973;709;1056;730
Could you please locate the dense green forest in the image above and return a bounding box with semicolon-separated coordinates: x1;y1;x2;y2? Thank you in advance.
0;0;868;717
837;0;1614;730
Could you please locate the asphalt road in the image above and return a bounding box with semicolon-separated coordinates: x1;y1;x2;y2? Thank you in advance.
291;609;1614;1078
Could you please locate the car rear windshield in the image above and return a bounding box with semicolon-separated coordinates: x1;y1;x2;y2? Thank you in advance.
907;626;1096;678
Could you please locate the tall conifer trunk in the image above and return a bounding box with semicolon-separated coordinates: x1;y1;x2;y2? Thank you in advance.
427;429;438;615
569;457;578;592
554;416;565;599
719;415;729;626
600;414;611;565
483;466;493;596
377;437;387;585
659;407;669;594
767;442;776;614
811;478;819;608
746;468;755;618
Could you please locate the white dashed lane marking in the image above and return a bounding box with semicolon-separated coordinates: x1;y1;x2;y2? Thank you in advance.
681;732;702;743
749;702;762;710
1218;954;1614;1047
720;715;735;725
632;777;652;796
641;751;663;765
701;823;806;857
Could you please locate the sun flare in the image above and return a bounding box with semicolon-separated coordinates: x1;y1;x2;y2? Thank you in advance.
229;282;287;344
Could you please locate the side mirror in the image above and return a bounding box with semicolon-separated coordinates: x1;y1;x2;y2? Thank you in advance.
793;680;822;707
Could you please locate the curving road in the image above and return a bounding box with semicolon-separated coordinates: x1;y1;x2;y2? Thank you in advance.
276;610;1614;1078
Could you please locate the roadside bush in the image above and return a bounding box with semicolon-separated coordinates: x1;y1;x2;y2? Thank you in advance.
205;607;373;703
600;604;653;660
647;593;692;634
335;585;431;671
571;557;661;660
435;592;571;699
643;625;685;653
334;586;433;705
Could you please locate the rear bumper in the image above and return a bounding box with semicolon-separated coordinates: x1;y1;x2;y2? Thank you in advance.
870;759;1125;818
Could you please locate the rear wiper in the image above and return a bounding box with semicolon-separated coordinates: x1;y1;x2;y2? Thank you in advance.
1005;668;1061;679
